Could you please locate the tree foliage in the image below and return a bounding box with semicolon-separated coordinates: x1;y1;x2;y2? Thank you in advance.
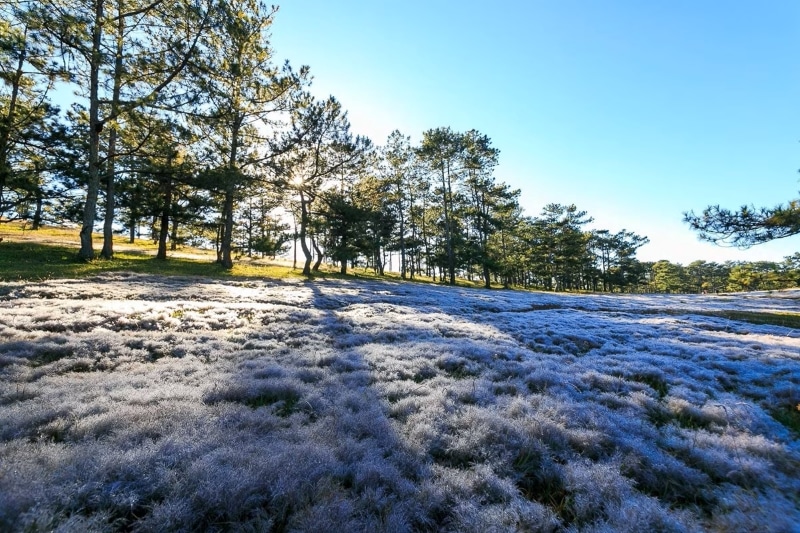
6;1;793;294
684;200;800;247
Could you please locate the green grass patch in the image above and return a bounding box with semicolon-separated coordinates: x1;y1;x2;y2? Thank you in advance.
627;373;670;399
0;241;304;282
636;307;800;330
707;310;800;329
30;345;75;367
0;221;82;242
0;241;214;281
243;389;301;417
512;449;575;525
673;410;714;431
0;222;513;289
771;403;800;437
0;242;106;281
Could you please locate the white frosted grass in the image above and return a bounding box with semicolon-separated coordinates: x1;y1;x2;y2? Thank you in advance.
0;274;798;531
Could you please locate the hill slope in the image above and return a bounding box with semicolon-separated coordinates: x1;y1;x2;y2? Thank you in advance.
1;274;799;531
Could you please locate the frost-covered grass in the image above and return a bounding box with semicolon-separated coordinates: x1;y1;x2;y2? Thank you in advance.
1;274;799;532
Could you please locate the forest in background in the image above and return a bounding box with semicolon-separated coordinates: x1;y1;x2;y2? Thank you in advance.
2;0;798;293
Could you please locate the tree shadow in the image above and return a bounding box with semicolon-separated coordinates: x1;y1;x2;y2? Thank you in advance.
2;275;799;531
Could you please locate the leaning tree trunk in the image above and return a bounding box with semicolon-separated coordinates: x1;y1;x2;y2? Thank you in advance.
311;235;323;272
299;192;313;276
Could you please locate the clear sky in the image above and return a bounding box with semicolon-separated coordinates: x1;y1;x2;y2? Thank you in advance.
269;1;800;265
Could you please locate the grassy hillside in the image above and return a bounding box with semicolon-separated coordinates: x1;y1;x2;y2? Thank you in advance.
1;223;491;289
0;222;304;282
1;270;799;531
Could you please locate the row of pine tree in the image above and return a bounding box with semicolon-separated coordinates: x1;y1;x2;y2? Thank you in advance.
2;1;797;292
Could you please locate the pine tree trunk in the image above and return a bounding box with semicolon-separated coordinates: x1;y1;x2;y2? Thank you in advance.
32;188;43;230
312;235;323;272
170;215;178;250
100;5;125;260
220;188;234;268
219;117;240;269
128;211;136;243
299;193;313;276
100;126;117;259
79;0;105;261
156;173;172;260
441;162;455;285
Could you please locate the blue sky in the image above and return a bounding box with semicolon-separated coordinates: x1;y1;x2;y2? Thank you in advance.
269;1;800;264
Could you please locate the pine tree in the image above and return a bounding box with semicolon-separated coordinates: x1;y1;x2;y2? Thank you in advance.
0;3;64;222
187;0;307;268
32;0;212;259
418;127;464;285
281;96;371;276
684;199;800;247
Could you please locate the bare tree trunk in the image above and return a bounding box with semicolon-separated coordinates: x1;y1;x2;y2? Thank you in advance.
291;210;298;269
245;199;253;257
398;182;406;279
311;235;323;272
100;126;117;258
128;212;136;243
215;223;222;263
440;162;455;285
170;216;178;250
100;6;124;259
156;170;172;260
79;0;105;260
219;117;241;269
299;192;313;276
31;188;43;230
220;188;234;268
339;234;348;274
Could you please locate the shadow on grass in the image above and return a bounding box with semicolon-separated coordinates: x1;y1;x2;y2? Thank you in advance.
2;239;517;299
0;241;298;282
3;275;800;530
179;280;450;531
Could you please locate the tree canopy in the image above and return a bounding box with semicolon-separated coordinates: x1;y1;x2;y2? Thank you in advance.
684;198;800;247
2;1;796;294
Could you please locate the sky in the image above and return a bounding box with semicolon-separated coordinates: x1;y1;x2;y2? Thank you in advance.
268;1;800;265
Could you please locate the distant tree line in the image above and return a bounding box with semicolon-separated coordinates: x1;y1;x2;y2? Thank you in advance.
640;256;800;294
2;1;797;293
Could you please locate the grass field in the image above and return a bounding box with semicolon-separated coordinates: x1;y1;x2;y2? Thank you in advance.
1;223;799;531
